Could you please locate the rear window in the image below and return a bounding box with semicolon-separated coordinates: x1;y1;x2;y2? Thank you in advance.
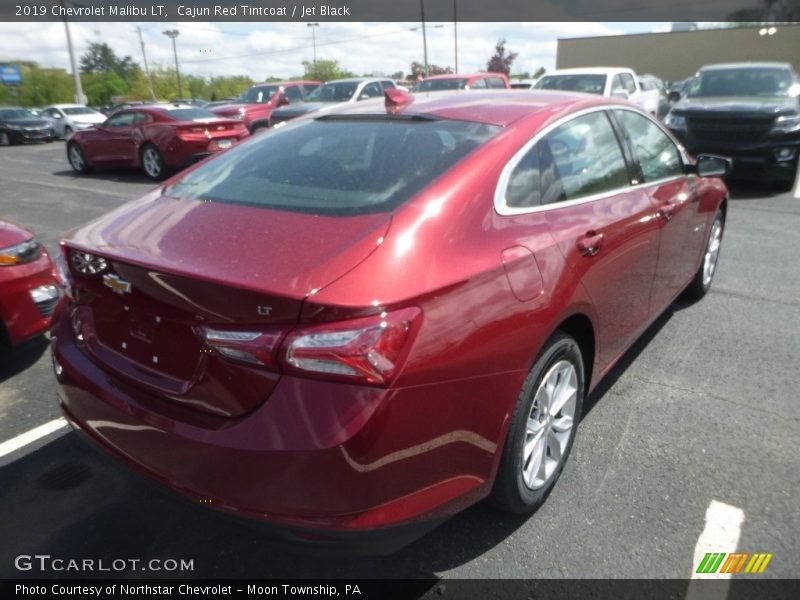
535;74;607;95
418;78;469;92
165;117;501;216
164;107;222;121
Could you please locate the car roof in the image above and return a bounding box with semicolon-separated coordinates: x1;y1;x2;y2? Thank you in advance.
698;62;793;71
46;103;86;109
542;68;631;76
324;90;621;128
424;73;505;81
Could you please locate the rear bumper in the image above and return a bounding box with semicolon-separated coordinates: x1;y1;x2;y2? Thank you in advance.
0;252;63;345
51;316;515;540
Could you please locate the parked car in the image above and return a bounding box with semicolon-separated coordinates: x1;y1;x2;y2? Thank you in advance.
52;90;729;552
0;107;56;145
510;79;538;90
269;78;398;127
41;104;107;139
66;103;249;180
209;81;321;133
535;67;666;118
667;78;692;103
0;219;63;346
416;72;510;92
664;62;800;190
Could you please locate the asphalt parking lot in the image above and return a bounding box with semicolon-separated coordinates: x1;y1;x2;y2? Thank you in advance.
0;142;798;581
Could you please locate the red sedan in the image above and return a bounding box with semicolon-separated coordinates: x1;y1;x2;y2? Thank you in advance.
1;219;63;346
52;91;729;551
66;104;249;180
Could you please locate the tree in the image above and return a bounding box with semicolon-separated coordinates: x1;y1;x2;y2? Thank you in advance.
82;71;128;105
302;59;349;82
409;61;452;80
486;39;518;76
80;42;138;82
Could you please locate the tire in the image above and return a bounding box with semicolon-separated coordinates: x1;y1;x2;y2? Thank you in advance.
140;144;168;180
0;130;12;146
685;209;724;301
490;332;585;514
67;142;92;174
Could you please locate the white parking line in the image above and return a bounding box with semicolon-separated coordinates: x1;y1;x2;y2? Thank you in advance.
0;418;68;459
685;500;745;600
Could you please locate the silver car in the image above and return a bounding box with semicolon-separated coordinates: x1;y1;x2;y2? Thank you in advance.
41;104;107;139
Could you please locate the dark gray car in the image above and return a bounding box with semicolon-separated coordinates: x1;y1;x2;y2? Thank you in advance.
0;107;56;146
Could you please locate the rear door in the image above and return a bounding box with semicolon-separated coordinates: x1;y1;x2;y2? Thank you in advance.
611;108;705;313
538;109;661;369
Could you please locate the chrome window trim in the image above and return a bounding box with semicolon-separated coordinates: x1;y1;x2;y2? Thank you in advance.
494;104;690;216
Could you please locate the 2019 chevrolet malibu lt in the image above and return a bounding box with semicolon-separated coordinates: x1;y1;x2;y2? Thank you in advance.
41;104;107;139
664;62;800;190
0;219;63;346
51;90;729;552
66;103;249;180
0;107;56;145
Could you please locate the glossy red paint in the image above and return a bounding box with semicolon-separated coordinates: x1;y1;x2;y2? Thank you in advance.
209;81;322;132
52;92;727;547
0;220;63;345
67;104;249;177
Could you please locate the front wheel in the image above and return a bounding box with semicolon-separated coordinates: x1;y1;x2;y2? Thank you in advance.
0;130;12;146
490;332;585;514
140;144;168;180
685;209;724;300
67;142;91;173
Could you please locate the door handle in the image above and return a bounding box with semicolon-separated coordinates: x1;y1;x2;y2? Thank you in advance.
658;202;678;221
577;231;604;256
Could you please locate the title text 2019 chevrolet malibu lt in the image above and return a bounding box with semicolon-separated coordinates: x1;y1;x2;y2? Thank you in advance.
51;90;729;552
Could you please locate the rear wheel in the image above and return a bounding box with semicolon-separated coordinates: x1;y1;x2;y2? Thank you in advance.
140;144;168;180
67;142;91;173
685;209;724;300
490;332;584;514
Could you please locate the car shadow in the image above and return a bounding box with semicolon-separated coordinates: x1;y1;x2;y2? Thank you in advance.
0;334;48;384
50;169;156;185
725;180;786;200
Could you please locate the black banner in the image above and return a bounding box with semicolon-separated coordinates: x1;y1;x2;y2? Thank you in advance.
1;0;789;22
4;579;800;600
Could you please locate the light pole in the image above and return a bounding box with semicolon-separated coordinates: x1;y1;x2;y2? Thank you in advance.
137;26;156;101
453;0;459;73
420;0;429;77
59;0;86;104
162;29;182;99
307;23;319;64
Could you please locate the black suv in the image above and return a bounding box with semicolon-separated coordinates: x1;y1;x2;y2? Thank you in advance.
664;62;800;190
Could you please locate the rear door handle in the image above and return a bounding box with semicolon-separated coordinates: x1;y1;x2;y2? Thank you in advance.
658;202;679;221
577;231;604;256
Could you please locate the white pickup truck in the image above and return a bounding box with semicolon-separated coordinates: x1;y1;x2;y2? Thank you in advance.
534;67;668;118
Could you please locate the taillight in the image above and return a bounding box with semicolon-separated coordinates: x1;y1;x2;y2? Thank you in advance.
198;307;422;386
281;307;422;386
200;327;285;368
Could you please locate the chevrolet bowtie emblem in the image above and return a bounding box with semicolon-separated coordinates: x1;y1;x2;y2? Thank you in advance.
103;273;132;295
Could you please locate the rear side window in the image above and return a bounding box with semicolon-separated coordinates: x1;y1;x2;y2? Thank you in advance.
540;111;630;204
614;110;684;182
166;118;501;216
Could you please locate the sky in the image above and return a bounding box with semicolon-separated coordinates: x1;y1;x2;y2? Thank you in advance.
0;21;678;80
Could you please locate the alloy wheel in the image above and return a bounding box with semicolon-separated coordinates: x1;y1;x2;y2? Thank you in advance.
702;217;723;287
142;147;162;178
68;145;85;171
521;360;578;490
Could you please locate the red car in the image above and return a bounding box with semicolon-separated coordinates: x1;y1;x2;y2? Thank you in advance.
52;91;729;551
66;104;249;181
1;220;63;346
210;81;321;133
417;72;511;91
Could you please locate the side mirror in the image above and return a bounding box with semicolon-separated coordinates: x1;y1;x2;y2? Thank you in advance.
611;90;629;100
278;96;290;107
694;154;732;178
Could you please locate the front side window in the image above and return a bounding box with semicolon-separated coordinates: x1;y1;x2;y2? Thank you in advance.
470;78;488;89
615;110;684;182
359;83;382;100
240;85;279;104
487;77;507;89
283;86;302;102
166;117;501;216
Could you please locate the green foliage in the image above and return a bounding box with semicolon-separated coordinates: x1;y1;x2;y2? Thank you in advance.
80;42;137;81
82;71;128;106
302;59;351;82
0;65;74;106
